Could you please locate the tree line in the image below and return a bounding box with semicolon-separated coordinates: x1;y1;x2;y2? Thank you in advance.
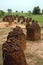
0;6;43;18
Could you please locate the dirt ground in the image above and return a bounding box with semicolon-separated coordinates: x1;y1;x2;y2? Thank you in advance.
0;22;43;65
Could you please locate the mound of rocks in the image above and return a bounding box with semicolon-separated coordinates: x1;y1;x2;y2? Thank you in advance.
7;26;26;50
2;39;27;65
3;15;15;22
26;20;41;41
2;26;27;65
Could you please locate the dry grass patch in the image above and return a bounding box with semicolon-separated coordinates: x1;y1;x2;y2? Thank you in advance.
25;51;43;65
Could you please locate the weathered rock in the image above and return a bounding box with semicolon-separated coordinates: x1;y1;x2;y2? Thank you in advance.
26;20;41;41
7;26;26;50
2;39;27;65
3;15;15;22
26;17;32;24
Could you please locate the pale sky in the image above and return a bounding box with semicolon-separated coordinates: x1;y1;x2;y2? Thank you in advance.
0;0;43;12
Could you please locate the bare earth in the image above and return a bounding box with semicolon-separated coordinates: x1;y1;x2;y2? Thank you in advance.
0;22;43;65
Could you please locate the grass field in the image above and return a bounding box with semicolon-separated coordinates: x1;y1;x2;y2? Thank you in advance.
0;13;43;26
0;13;43;65
0;27;43;65
0;44;43;65
30;15;43;25
12;12;43;25
0;27;12;65
26;14;43;26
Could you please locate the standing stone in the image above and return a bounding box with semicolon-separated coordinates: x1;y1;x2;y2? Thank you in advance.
26;20;41;41
7;26;26;50
2;39;27;65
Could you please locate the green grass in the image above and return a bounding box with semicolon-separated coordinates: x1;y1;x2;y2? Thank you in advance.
0;12;43;25
13;12;43;25
30;15;43;25
0;17;43;65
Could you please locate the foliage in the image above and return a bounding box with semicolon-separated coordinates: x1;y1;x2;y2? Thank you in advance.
7;9;12;15
33;6;40;14
16;10;18;13
0;7;43;25
42;9;43;14
0;10;5;17
21;11;23;13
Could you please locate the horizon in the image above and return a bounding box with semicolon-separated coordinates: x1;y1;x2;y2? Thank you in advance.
0;0;43;12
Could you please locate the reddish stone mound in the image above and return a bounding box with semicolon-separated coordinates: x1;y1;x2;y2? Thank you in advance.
2;39;27;65
3;15;15;22
26;20;41;41
26;17;32;24
7;26;26;50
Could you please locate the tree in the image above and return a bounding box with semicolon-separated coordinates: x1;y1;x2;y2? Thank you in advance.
16;10;18;13
7;9;12;15
33;6;40;14
21;11;23;13
0;10;5;17
42;9;43;14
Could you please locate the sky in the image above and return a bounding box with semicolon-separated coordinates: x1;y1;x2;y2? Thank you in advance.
0;0;43;12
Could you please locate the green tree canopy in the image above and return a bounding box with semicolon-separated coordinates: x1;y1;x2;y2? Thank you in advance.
0;10;5;17
7;9;12;15
21;11;23;13
33;6;40;14
16;10;18;13
42;9;43;14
